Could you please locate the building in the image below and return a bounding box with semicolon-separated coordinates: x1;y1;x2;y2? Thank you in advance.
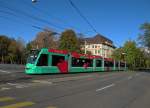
82;34;116;58
140;47;150;55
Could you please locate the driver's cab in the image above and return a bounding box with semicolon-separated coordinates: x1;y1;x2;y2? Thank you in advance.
25;49;40;74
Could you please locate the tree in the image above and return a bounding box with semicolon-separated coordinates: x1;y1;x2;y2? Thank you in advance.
139;22;150;49
112;48;124;61
138;22;150;68
123;41;139;69
112;40;146;69
8;39;18;64
0;35;26;64
59;29;79;52
16;37;26;64
0;35;11;63
76;33;86;53
31;29;58;49
123;41;147;69
26;41;33;51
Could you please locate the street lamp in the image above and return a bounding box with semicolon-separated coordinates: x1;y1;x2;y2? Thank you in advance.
32;0;37;3
121;52;127;70
121;52;126;61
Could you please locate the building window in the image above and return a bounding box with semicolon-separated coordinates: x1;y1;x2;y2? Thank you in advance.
95;50;97;54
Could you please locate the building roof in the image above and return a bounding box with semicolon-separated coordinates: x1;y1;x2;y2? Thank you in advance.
84;34;116;48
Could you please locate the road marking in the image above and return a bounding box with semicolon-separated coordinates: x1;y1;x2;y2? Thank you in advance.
99;73;116;78
0;87;11;91
128;76;132;80
0;97;14;102
135;73;140;76
96;84;115;92
0;102;34;108
7;83;28;89
32;80;52;84
0;70;10;74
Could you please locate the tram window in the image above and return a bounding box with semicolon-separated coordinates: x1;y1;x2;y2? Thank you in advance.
37;54;48;66
115;62;119;67
104;61;113;67
52;55;65;66
96;60;102;67
120;63;125;67
104;61;108;67
72;57;93;67
109;62;114;67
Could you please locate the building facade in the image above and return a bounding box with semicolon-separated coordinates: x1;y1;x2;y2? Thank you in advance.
82;34;116;58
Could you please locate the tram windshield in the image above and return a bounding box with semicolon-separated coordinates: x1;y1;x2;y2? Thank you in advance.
27;49;40;64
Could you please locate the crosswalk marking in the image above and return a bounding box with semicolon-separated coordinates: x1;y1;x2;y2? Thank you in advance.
0;97;14;102
0;102;34;108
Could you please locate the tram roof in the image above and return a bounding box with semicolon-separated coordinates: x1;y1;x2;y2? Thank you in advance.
48;49;103;59
48;49;69;54
104;58;114;62
71;52;102;59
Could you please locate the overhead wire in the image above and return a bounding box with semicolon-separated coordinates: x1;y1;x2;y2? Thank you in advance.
68;0;119;48
0;11;60;34
32;25;61;35
0;0;93;36
21;0;92;35
0;0;66;31
0;9;59;34
68;0;99;34
22;0;71;26
0;9;18;17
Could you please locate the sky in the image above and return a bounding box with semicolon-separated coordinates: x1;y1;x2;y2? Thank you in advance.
0;0;150;47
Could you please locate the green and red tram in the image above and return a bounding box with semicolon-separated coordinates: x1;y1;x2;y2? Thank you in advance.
25;48;126;74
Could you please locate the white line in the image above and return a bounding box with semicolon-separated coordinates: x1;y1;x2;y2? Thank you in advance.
135;73;140;76
32;80;53;84
0;87;11;91
128;76;132;80
7;83;28;88
0;69;10;73
7;83;18;86
96;84;115;92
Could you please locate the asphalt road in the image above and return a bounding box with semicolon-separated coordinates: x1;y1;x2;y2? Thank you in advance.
0;65;150;108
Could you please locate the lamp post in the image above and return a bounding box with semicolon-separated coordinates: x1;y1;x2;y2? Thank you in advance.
121;52;127;70
32;0;37;3
121;52;126;61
